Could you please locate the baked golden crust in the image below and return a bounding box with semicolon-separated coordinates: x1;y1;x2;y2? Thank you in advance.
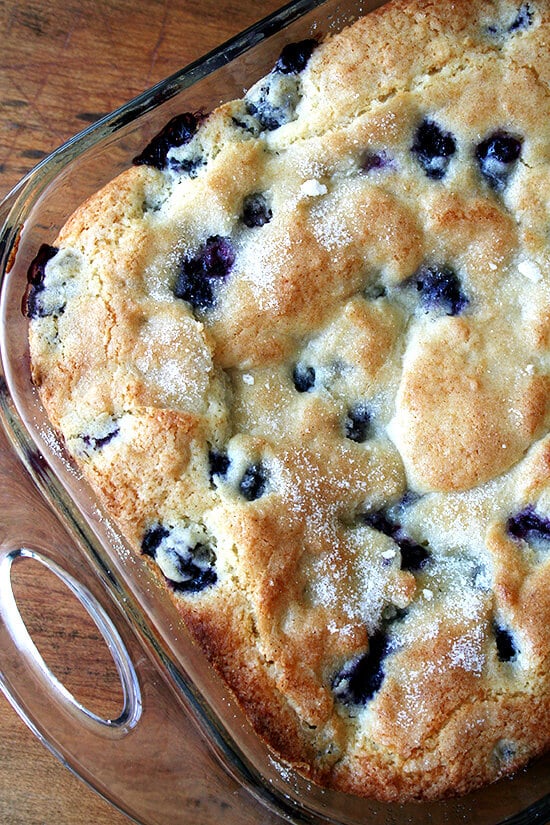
27;0;550;802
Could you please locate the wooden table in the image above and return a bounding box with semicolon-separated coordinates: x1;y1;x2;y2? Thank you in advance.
0;2;283;822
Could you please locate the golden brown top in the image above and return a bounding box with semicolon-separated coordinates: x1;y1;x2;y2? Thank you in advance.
28;0;550;802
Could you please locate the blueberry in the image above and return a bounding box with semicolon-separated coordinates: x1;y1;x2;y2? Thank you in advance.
231;115;259;136
27;244;58;286
275;39;317;74
175;270;215;311
133;112;201;170
246;96;288;132
25;287;49;321
494;623;517;662
363;509;431;572
141;524;170;557
167;154;205;178
395;534;431;572
360;150;393;173
399;489;422;509
209;449;230;482
507;505;550;545
140;523;217;593
171;544;217;593
246;67;302;131
412;264;468;316
24;244;59;319
241;193;272;228
362;509;395;536
411;119;457;180
478;131;523;163
239;463;268;501
292;363;316;393
509;3;533;32
344;403;371;443
475;131;523;191
81;422;120;452
174;235;235;311
487;4;533;35
332;630;390;705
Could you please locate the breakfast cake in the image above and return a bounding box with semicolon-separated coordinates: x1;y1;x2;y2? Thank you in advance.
25;0;550;802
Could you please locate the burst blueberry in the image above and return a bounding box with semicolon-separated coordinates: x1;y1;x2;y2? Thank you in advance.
167;154;205;178
399;489;421;509
411;119;457;180
209;449;230;482
239;463;268;501
332;631;390;705
133;112;201;170
24;244;59;319
344;404;371;443
487;3;533;35
413;264;468;316
362;509;395;536
360;150;393;173
171;544;217;593
494;624;517;662
275;39;317;74
241;193;272;228
81;422;120;452
292;363;316;393
245;42;311;132
140;523;217;593
507;505;550;544
174;235;235;311
396;535;431;572
509;3;533;31
246;95;289;132
475;130;523;191
141;524;170;557
363;508;431;572
27;244;58;286
231;115;259;136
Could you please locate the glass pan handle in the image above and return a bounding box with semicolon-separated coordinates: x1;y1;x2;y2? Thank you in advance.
0;544;142;737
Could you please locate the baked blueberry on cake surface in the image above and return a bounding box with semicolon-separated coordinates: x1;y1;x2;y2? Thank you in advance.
26;0;550;802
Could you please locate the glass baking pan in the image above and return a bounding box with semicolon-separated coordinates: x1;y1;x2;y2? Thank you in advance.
0;0;549;822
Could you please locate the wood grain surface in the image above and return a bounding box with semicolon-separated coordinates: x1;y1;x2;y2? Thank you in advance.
0;2;283;822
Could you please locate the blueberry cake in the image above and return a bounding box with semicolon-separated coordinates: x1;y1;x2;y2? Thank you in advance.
25;0;550;802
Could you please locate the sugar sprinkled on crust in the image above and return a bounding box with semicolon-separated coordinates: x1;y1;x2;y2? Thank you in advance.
27;0;550;803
